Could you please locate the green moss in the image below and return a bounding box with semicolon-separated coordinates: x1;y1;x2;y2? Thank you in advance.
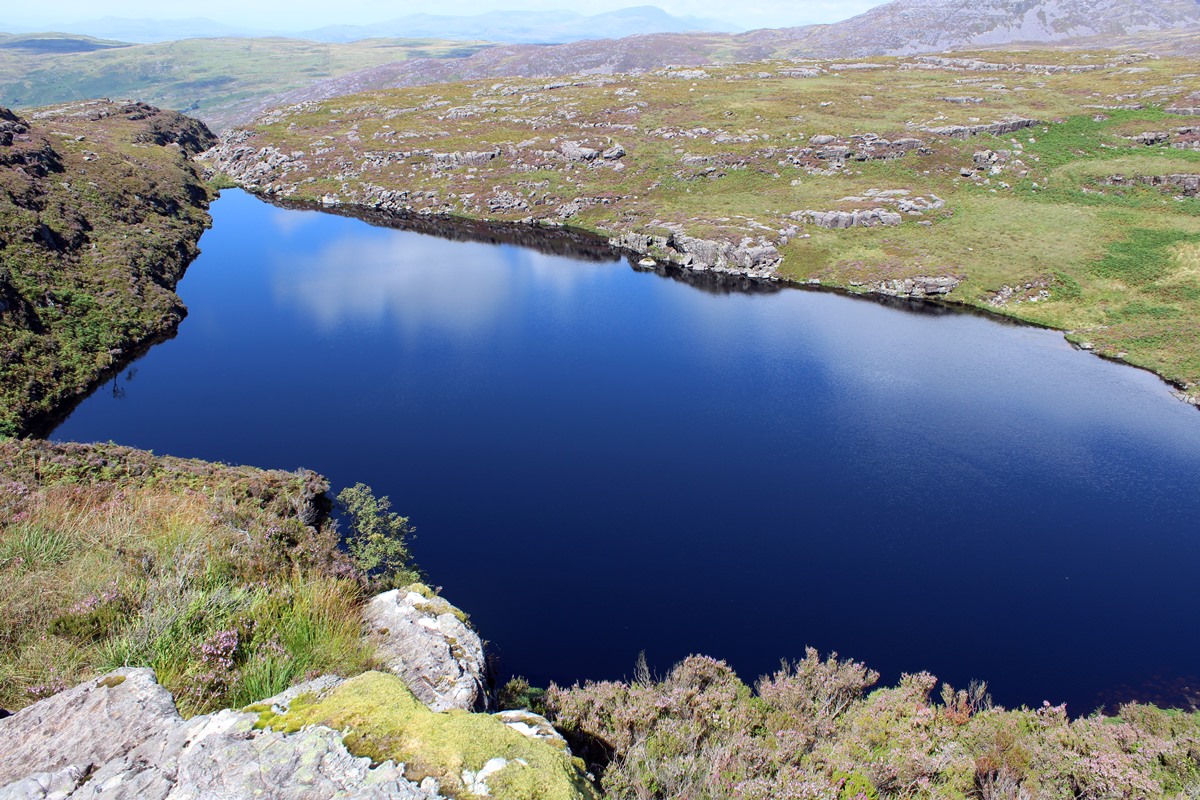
256;672;598;800
97;674;126;688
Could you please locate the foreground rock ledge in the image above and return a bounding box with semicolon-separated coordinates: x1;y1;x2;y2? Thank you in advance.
0;669;594;800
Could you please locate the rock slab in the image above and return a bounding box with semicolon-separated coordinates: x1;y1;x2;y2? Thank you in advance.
365;588;489;712
0;670;442;800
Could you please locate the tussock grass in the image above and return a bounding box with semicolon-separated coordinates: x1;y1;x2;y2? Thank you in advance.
0;440;385;715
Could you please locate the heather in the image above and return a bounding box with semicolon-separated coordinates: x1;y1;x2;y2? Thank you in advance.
545;651;1200;800
0;100;215;437
0;439;416;715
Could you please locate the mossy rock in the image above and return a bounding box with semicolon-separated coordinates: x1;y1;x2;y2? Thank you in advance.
256;671;598;800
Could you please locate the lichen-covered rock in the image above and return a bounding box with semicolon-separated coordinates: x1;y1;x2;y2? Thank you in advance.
364;586;489;712
0;670;442;800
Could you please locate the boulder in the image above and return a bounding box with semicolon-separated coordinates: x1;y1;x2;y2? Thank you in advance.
559;141;599;162
364;587;489;712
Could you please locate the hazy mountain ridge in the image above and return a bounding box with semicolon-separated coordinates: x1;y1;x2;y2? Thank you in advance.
245;0;1200;128
13;7;734;45
302;6;733;44
743;0;1200;56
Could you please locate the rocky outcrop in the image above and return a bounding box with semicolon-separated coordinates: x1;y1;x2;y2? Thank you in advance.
559;141;599;161
923;118;1039;139
852;275;962;298
609;231;781;277
365;587;490;712
1104;173;1200;196
792;208;903;228
0;670;442;800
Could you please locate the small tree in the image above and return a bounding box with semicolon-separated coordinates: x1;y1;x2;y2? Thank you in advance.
336;483;418;590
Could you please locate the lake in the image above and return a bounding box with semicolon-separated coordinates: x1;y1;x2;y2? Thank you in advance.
53;189;1200;712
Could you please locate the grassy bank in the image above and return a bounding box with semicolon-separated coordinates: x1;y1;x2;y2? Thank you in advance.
0;439;418;715
207;48;1200;403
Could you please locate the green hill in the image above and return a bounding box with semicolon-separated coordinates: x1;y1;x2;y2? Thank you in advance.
0;36;490;131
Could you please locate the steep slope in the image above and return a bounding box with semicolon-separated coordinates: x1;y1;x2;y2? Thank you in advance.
0;100;215;436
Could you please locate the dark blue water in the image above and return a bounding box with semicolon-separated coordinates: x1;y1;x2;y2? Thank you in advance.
54;190;1200;713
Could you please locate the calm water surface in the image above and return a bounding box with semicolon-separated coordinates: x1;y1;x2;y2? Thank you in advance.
54;190;1200;712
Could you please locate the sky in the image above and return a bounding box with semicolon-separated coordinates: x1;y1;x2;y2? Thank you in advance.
1;0;888;34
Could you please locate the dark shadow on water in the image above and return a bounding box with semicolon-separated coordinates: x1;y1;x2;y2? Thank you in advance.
23;327;179;440
267;197;623;263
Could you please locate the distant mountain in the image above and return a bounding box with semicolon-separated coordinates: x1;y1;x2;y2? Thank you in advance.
743;0;1200;55
50;17;266;43
41;7;733;46
299;7;734;44
248;0;1200;121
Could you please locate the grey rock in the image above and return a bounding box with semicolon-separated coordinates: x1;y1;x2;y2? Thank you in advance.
1131;131;1170;146
601;144;626;160
559;141;599;161
487;190;528;213
924;117;1038;139
493;710;571;753
364;588;489;712
866;275;961;298
792;208;903;228
0;670;443;800
1104;173;1200;196
0;669;178;788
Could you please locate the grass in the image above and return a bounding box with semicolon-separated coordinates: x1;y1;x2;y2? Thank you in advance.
0;439;385;716
210;47;1200;401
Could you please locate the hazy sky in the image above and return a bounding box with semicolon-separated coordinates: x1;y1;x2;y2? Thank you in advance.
2;0;888;33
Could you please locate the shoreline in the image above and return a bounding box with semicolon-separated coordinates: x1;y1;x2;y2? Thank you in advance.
240;187;1200;413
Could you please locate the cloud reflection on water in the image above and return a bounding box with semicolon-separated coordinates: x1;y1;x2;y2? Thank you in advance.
269;230;601;336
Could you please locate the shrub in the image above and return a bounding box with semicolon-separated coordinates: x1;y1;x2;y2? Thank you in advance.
336;483;419;590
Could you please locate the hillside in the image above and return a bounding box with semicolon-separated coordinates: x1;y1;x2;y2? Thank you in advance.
205;49;1200;405
241;0;1200;122
746;0;1200;56
0;36;490;131
0;100;214;437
